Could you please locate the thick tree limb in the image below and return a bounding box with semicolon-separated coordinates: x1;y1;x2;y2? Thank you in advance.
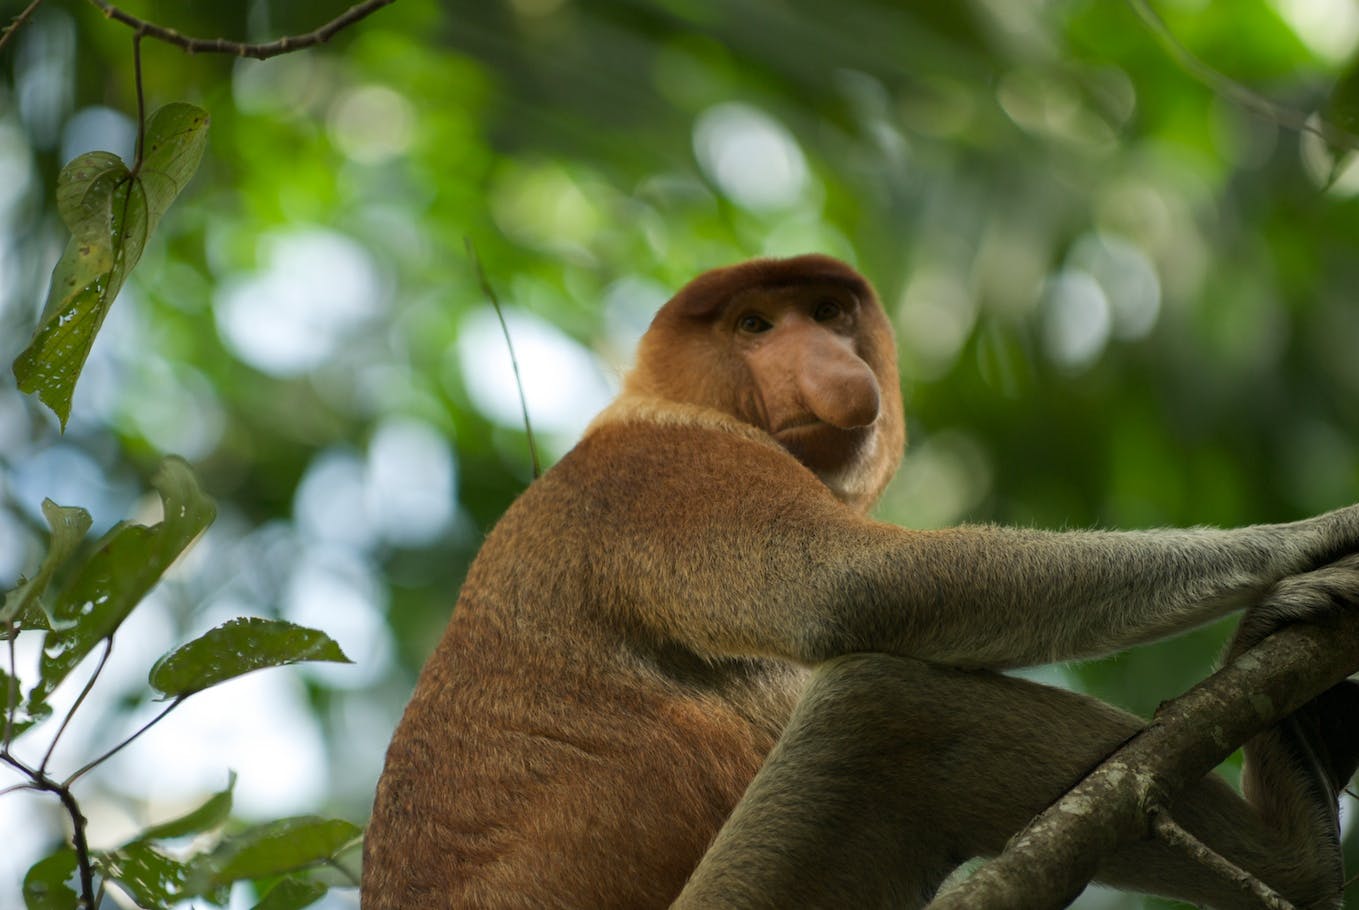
928;612;1359;910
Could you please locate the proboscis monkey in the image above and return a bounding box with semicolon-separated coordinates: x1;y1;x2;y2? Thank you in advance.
362;254;1359;909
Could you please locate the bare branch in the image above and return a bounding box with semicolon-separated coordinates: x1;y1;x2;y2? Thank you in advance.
63;695;183;787
39;639;113;776
85;0;396;59
53;782;95;908
928;613;1359;909
1128;0;1359;153
1149;808;1295;910
0;0;44;56
26;772;96;908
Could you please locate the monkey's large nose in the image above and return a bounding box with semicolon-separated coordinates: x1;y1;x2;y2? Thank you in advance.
796;336;880;429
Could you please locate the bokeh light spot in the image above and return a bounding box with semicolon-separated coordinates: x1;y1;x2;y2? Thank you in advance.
454;307;614;442
1042;270;1111;372
328;84;415;165
693;102;809;211
214;229;383;376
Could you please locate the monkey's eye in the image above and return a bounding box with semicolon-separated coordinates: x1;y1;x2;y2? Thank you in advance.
737;314;773;334
812;299;843;322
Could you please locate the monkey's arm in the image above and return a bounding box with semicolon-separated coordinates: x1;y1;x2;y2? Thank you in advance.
826;522;1345;668
582;421;1359;670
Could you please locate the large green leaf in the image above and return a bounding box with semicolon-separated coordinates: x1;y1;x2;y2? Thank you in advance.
22;849;79;910
139;773;236;840
149;618;351;699
189;816;362;890
251;877;328;910
12;102;209;428
1323;54;1359;182
0;499;92;627
1328;54;1359;139
28;457;216;711
2;501;90;740
96;842;187;909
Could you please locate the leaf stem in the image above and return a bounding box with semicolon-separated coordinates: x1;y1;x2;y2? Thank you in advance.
63;695;182;787
131;29;146;175
466;239;542;479
39;638;113;775
326;851;363;888
0;780;39;797
4;627;17;750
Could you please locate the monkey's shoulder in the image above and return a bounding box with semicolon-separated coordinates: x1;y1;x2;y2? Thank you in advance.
529;416;834;524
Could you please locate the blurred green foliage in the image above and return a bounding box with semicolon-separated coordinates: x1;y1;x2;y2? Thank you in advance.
3;0;1359;907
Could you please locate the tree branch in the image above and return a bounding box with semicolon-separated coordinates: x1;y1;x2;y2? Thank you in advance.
1148;808;1294;910
1128;0;1359;154
928;613;1359;909
84;0;396;59
0;0;44;55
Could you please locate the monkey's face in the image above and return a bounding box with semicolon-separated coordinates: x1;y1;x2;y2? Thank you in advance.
629;255;905;512
727;283;881;476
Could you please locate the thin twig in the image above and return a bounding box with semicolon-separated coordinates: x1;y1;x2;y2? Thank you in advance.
85;0;396;59
1128;0;1359;153
1149;807;1296;910
39;639;113;775
466;239;543;479
4;626;18;750
1;749;36;777
0;0;44;55
63;696;182;787
326;850;363;888
131;30;145;173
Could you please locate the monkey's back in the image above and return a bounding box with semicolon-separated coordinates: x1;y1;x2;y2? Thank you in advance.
362;429;801;908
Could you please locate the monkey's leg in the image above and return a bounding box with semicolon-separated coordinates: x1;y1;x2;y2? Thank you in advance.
673;653;1347;910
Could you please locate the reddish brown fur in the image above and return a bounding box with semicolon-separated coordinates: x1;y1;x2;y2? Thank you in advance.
364;255;1359;909
363;422;811;907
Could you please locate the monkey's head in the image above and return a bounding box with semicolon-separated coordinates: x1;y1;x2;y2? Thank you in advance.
626;254;905;513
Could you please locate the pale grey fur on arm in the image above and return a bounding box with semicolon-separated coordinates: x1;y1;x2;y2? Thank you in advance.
818;506;1359;669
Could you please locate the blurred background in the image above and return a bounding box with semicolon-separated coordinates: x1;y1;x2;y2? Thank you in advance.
2;0;1359;907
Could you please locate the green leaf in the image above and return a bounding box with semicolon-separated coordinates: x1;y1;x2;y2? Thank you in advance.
23;849;79;910
1328;55;1359;140
0;665;37;740
1;500;92;625
12;102;209;428
29;457;216;710
251;877;328;910
140;772;236;840
189;816;362;890
150;618;352;699
96;841;187;908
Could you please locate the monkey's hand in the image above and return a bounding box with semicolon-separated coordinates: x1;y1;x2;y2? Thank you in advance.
1228;554;1359;834
1227;552;1359;661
